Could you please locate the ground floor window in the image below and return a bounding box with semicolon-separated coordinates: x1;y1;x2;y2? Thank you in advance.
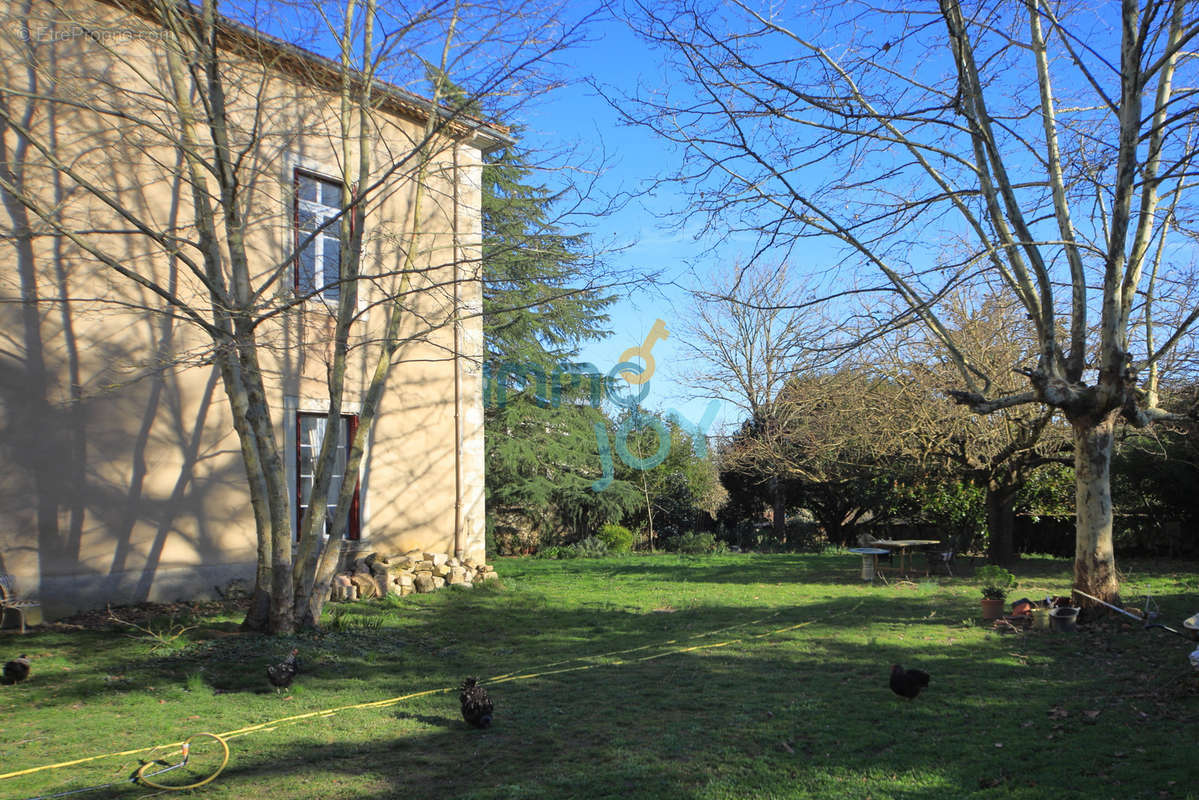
296;412;360;540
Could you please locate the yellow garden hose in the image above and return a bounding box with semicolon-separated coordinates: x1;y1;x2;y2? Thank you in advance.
134;732;230;791
2;604;857;797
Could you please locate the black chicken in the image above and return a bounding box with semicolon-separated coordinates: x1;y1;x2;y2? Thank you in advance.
267;648;299;692
889;664;930;700
2;654;31;685
459;677;493;728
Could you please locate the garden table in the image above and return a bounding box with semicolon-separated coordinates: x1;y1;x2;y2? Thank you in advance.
847;547;890;584
870;539;941;579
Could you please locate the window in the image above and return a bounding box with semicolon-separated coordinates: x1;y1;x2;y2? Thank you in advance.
294;170;344;300
296;412;360;540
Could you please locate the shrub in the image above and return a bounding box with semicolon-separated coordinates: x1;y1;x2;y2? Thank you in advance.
535;537;609;559
981;585;1009;601
674;531;717;554
976;564;1016;600
572;536;610;558
597;523;634;552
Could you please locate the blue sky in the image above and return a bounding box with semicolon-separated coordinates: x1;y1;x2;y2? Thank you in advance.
234;1;1196;434
514;13;741;433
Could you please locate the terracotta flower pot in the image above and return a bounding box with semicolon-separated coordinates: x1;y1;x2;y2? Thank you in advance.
981;598;1004;620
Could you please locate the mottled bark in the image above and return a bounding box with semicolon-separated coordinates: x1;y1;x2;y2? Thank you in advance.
1072;415;1120;606
223;352;273;633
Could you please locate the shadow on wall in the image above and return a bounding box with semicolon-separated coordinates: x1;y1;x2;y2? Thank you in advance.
0;5;470;618
0;162;249;619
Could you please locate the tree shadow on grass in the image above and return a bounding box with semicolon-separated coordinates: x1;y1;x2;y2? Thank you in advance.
582;553;851;586
20;619;1194;800
8;652;1198;796
394;709;462;730
11;568;1196;710
4;557;1197;799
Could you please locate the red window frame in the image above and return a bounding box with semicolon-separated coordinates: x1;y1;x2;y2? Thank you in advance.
295;412;361;541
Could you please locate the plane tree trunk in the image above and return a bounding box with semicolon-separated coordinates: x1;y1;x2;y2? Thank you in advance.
1071;415;1120;605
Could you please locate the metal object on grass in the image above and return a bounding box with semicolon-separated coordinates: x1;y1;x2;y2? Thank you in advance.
1184;612;1198;642
1073;589;1199;673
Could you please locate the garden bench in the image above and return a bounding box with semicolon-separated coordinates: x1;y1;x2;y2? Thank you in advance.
0;574;42;633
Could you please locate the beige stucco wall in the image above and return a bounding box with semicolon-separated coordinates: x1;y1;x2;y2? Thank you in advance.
0;0;488;617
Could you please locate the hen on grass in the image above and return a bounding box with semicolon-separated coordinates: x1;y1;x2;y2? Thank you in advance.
2;654;31;685
889;664;930;700
460;677;493;728
267;648;299;692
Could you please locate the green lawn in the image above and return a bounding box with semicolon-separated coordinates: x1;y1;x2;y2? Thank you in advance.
1;553;1197;799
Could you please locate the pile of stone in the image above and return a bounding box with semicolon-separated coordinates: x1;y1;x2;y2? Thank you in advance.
329;551;498;602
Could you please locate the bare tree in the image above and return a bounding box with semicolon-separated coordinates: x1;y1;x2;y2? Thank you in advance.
872;292;1073;562
0;0;587;631
681;261;823;542
612;0;1199;604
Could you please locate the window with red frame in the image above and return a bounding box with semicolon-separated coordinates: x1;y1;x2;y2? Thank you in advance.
296;412;360;540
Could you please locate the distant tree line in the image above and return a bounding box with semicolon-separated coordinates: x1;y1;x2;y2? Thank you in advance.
684;263;1198;562
713;375;1199;561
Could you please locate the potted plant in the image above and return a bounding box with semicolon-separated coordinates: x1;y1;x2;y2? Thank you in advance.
976;565;1015;620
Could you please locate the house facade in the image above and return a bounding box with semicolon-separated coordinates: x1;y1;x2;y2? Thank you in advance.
0;0;502;618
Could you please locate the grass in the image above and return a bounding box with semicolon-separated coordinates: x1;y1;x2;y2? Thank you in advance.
1;552;1197;799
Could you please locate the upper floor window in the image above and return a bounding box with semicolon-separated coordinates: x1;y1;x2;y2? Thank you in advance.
294;170;344;300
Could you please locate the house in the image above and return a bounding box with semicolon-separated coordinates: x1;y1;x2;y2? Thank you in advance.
0;0;508;618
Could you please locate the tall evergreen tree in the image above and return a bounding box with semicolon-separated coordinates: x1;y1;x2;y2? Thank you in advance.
425;65;612;367
424;66;626;551
480;138;629;551
482;139;612;369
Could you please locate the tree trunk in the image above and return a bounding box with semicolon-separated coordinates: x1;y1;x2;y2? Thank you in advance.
818;517;844;547
205;348;273;633
809;501;843;546
770;476;786;545
985;480;1017;566
293;2;368;617
298;295;407;630
234;333;295;634
640;470;656;552
1072;415;1120;605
